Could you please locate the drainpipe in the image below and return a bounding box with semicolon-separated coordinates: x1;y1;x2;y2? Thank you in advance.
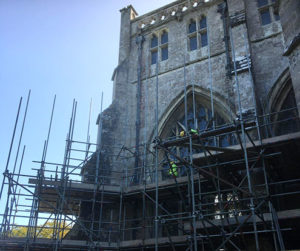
135;34;145;183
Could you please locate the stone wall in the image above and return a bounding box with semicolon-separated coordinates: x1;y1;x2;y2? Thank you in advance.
278;0;300;113
245;0;289;111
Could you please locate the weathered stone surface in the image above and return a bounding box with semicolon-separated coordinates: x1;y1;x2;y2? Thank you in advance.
278;0;300;112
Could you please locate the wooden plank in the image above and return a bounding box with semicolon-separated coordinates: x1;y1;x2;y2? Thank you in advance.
184;209;300;230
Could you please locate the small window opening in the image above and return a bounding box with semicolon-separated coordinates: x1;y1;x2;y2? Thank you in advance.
161;31;168;61
189;36;197;51
199;16;208;48
161;31;168;44
199;17;207;29
257;0;268;7
161;47;168;61
151;35;158;48
257;0;278;25
273;10;280;21
261;9;271;25
188;20;197;33
201;33;208;47
151;50;158;65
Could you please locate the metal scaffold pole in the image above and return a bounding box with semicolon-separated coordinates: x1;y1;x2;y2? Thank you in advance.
183;52;198;250
142;56;149;249
154;51;159;251
1;91;30;239
135;35;145;183
7;91;31;230
0;97;23;201
89;93;103;249
54;99;76;250
229;25;260;251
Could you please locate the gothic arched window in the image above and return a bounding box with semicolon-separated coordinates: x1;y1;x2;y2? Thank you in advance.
160;94;236;180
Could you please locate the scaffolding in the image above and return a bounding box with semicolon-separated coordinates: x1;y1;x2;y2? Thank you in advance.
1;92;300;251
1;11;300;251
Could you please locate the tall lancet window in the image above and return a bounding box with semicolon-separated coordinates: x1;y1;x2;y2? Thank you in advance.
150;34;158;65
199;16;208;47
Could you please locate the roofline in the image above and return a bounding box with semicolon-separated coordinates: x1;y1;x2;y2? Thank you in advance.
120;4;138;16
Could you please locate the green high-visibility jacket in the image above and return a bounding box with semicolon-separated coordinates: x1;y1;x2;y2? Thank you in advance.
190;129;198;134
169;164;178;176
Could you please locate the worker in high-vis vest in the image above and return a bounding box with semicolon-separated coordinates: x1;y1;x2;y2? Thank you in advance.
169;161;178;177
190;128;198;135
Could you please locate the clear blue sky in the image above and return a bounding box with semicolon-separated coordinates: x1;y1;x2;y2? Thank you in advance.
0;0;174;221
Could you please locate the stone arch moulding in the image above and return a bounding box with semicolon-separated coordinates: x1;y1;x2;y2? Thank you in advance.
149;85;234;143
266;67;300;136
266;67;292;113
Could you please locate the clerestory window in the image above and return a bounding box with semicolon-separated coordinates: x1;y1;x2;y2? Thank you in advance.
150;31;169;65
187;16;208;51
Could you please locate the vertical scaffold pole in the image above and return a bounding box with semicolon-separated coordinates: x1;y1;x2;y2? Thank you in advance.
207;20;215;131
55;99;76;251
142;56;149;249
207;17;229;247
0;97;22;201
97;92;105;241
90;92;103;249
229;26;260;251
184;55;192;211
243;32;261;142
9;91;30;222
243;31;283;250
85;98;92;162
11;145;25;232
184;52;198;251
154;49;159;251
5;90;30;235
135;35;145;183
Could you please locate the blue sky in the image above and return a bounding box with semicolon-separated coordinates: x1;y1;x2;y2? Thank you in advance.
0;0;174;222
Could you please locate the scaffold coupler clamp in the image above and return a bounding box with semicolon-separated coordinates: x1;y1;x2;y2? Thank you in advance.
3;169;9;176
152;136;161;147
158;216;165;224
198;213;204;220
194;210;200;217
